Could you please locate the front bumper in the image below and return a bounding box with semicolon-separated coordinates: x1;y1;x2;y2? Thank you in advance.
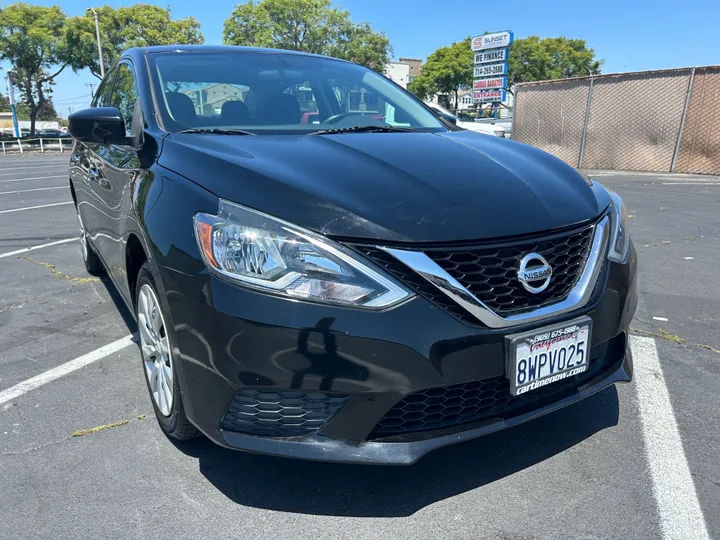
156;243;637;465
219;350;631;464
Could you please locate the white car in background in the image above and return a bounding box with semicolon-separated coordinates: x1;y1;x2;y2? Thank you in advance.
425;102;506;138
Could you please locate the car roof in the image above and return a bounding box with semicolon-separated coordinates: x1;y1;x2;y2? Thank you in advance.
123;45;337;61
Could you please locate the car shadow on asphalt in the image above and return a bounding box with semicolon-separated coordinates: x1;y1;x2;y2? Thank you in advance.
171;385;619;517
98;275;137;334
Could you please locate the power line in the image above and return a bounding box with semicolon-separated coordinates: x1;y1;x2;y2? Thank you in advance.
53;93;92;103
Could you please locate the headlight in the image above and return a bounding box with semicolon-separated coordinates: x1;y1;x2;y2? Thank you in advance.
494;129;505;137
193;200;413;309
607;190;630;262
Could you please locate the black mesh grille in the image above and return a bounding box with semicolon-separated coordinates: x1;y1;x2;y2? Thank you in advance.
426;225;594;315
354;246;476;323
220;391;348;437
355;223;595;322
369;336;622;439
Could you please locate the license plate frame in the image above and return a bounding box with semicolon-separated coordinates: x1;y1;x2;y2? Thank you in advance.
506;316;593;396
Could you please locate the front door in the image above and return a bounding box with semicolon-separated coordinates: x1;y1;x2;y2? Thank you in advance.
88;61;142;299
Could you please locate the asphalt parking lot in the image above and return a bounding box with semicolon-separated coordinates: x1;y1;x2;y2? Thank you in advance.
0;153;718;540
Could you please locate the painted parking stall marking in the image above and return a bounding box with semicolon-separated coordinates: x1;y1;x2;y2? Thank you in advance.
0;336;135;407
0;175;66;184
0;186;66;195
0;201;72;214
631;336;711;540
0;237;76;259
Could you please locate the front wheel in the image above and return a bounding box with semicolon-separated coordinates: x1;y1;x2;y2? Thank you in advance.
135;263;198;440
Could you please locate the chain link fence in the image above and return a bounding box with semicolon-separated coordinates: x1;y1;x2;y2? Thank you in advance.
675;66;720;174
512;66;720;175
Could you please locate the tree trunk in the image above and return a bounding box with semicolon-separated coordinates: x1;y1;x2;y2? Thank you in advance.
454;89;459;114
31;78;47;137
29;107;38;137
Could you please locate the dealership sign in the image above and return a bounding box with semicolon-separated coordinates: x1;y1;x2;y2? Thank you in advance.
471;31;514;51
473;62;508;78
474;48;508;65
473;90;507;103
473;77;507;90
471;30;512;109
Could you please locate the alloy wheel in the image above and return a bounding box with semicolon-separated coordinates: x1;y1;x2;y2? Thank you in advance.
137;283;174;416
77;211;88;262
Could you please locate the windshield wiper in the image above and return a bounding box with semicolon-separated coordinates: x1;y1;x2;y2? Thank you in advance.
177;128;255;136
308;125;420;136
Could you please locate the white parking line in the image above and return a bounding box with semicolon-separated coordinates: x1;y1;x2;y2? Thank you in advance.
0;238;76;259
662;182;720;185
0;175;66;184
631;336;711;540
0;186;67;195
0;201;72;214
0;160;67;166
0;169;57;176
0;336;135;407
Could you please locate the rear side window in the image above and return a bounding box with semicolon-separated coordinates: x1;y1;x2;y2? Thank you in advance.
93;68;117;108
111;63;139;136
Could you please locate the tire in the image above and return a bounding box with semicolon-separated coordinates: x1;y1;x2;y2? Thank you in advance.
76;208;103;275
135;263;199;440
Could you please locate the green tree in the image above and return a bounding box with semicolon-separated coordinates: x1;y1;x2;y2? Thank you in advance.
66;5;204;79
327;22;392;73
0;91;9;112
408;38;472;111
508;36;601;85
223;0;391;71
407;35;602;105
37;100;58;121
0;3;70;135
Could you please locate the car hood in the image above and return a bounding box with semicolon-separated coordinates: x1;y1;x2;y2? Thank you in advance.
158;130;609;243
456;121;495;134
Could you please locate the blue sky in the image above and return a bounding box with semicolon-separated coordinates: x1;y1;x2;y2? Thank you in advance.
4;0;719;117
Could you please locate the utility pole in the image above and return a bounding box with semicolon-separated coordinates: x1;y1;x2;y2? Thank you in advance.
87;8;105;79
86;82;96;98
5;71;20;138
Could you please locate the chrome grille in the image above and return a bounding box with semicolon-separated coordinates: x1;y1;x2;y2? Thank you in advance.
424;224;594;315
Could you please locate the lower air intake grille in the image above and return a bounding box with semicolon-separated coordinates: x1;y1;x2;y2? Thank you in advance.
369;336;623;439
221;390;348;437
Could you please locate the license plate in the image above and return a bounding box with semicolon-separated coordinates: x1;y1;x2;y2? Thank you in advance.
507;317;592;396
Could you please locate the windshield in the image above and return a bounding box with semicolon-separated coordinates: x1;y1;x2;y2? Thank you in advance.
148;50;446;135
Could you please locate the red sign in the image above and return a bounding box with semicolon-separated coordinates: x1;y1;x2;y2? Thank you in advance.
473;77;506;90
473;90;506;103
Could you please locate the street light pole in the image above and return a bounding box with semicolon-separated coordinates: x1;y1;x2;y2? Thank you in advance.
87;7;105;79
5;71;20;138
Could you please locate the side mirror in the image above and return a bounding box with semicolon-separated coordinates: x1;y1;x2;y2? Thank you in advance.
429;106;457;125
68;107;127;145
444;113;458;126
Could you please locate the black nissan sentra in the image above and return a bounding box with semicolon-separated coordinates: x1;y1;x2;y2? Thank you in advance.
68;46;637;464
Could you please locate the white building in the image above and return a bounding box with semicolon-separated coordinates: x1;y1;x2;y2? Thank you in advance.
384;62;411;89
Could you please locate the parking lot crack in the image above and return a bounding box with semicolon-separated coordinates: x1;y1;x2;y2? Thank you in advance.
631;327;720;355
21;256;101;286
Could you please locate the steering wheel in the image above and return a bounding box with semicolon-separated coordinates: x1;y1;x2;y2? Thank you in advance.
322;113;354;125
